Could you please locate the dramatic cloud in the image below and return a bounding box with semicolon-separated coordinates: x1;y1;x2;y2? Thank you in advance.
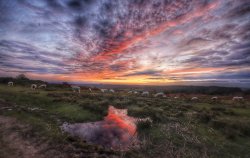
0;0;250;87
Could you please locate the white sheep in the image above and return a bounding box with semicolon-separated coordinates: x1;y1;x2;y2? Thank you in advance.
232;96;244;101
71;85;81;93
38;84;47;88
128;91;133;94
211;96;218;101
100;89;108;93
174;96;179;99
89;88;92;92
31;84;37;90
191;97;198;100
8;81;14;86
128;90;139;95
133;91;138;94
109;89;115;93
154;92;166;97
141;91;149;96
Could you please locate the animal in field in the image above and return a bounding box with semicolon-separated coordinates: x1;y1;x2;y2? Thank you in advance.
141;91;149;96
154;92;166;97
8;81;14;86
232;96;244;101
191;97;198;101
100;89;108;93
128;90;138;94
133;91;138;94
71;85;81;93
211;96;218;101
109;89;115;93
89;88;92;92
174;96;179;99
38;84;47;88
31;84;37;90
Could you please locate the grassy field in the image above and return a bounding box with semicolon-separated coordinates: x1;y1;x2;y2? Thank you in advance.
0;84;250;158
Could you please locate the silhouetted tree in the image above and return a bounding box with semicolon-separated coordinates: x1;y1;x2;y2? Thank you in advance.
16;74;28;80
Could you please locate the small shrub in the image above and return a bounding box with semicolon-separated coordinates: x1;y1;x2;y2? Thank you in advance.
196;111;214;123
211;107;226;112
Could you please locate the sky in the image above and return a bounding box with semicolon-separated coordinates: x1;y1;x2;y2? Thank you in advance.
0;0;250;87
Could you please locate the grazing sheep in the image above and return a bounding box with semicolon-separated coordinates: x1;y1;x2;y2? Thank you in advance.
211;96;218;101
128;90;140;95
8;81;13;86
31;84;37;90
141;91;149;96
89;88;92;92
174;96;179;99
100;89;108;93
71;85;81;93
154;92;166;98
191;97;198;101
133;91;138;94
232;96;244;101
128;91;133;94
38;84;47;88
109;89;115;93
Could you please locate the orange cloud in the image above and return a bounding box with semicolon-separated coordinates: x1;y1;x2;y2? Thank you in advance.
91;1;219;62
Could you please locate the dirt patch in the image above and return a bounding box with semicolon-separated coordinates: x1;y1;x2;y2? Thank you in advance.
0;115;41;158
0;115;64;158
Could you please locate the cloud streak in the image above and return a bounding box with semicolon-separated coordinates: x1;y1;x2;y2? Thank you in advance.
0;0;250;87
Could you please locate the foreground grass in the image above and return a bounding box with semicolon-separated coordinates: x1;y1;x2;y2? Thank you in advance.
0;84;250;157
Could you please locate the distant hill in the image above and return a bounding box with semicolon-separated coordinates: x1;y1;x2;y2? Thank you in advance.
0;76;248;95
0;74;47;86
76;84;245;95
162;85;243;95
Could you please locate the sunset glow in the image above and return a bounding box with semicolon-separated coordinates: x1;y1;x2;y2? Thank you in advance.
0;0;250;87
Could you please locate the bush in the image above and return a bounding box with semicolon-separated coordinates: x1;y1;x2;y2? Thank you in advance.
128;106;166;123
196;110;214;123
211;119;250;138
